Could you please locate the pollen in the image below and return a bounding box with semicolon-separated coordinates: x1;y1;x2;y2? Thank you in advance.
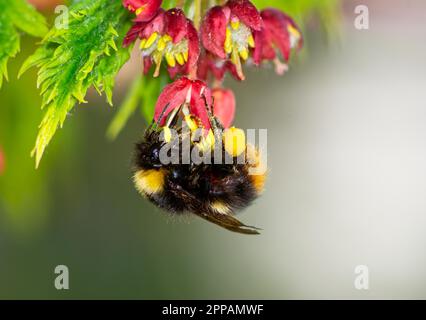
134;169;165;196
163;126;172;143
223;127;246;157
231;19;240;30
184;115;199;131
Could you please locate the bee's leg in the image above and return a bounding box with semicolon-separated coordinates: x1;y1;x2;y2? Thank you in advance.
152;102;171;130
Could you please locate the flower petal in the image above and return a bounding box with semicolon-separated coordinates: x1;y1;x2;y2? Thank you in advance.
201;6;228;59
186;20;201;69
164;8;188;43
123;21;147;47
261;9;291;61
154;78;191;125
190;80;213;130
227;0;262;31
212;88;236;128
125;0;163;22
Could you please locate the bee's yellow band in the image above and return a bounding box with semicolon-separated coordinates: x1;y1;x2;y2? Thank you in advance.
134;169;165;195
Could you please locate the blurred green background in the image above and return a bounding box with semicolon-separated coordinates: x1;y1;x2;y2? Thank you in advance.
1;0;426;299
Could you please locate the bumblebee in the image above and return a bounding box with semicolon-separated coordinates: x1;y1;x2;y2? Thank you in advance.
133;102;266;235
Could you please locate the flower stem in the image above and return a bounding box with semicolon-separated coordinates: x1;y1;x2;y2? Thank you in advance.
176;0;185;8
189;0;203;79
193;0;202;30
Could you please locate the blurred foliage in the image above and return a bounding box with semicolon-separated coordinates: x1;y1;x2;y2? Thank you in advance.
20;0;133;167
107;74;169;139
0;40;81;235
253;0;341;35
0;0;48;88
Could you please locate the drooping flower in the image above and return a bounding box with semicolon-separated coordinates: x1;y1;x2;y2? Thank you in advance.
253;8;303;75
124;8;200;78
123;0;162;22
197;52;243;83
154;77;213;130
212;88;236;128
201;0;262;80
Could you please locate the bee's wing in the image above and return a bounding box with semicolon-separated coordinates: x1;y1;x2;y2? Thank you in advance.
194;211;261;235
170;186;261;235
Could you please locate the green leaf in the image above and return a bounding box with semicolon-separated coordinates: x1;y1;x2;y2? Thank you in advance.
20;0;133;168
0;0;47;88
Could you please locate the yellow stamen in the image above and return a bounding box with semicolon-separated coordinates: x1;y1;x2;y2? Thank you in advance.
163;127;172;143
288;24;301;39
239;48;249;61
153;51;163;77
157;35;172;51
206;130;216;146
157;38;167;51
224;28;233;54
224;127;246;157
184;115;198;131
248;34;255;48
135;7;144;16
165;52;176;67
144;32;158;49
231;19;240;30
231;47;245;80
183;50;189;62
175;53;185;65
139;38;147;49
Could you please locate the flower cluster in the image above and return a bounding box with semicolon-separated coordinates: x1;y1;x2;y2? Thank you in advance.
123;0;302;134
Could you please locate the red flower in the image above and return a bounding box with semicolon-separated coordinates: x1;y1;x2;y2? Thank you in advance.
0;145;5;175
254;9;303;75
212;88;236;128
124;8;200;78
197;52;242;82
201;0;262;80
154;77;213;130
123;0;162;22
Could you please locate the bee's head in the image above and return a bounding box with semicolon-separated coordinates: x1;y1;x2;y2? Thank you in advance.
135;140;164;170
